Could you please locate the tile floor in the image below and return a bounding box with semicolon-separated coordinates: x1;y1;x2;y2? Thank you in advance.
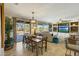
4;42;66;56
0;48;4;56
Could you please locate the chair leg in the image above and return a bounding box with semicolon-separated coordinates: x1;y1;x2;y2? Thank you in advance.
41;42;43;55
69;50;71;56
78;52;79;56
36;43;38;56
32;46;34;52
45;40;47;52
31;43;34;52
74;51;76;56
41;48;43;55
65;49;68;56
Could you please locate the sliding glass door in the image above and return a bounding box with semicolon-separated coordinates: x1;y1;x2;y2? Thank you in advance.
16;22;24;42
16;22;30;42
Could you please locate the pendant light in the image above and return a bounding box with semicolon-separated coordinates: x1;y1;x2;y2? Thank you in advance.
31;10;36;23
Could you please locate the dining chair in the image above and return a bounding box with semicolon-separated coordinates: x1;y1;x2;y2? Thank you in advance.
26;34;48;55
26;35;36;52
38;36;48;55
65;37;79;56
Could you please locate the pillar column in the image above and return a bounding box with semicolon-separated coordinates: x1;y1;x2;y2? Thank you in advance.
1;3;5;48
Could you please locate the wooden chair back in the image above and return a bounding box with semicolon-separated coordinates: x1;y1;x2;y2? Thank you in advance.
68;38;76;45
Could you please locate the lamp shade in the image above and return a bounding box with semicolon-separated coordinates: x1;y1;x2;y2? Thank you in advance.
31;20;36;23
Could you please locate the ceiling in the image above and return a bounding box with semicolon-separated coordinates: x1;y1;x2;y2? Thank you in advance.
4;3;79;23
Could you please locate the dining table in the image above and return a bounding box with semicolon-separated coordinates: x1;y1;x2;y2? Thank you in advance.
31;35;47;56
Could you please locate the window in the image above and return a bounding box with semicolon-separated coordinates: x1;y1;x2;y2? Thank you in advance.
37;24;49;33
24;24;30;33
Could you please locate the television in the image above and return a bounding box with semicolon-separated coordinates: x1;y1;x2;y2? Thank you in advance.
58;26;69;33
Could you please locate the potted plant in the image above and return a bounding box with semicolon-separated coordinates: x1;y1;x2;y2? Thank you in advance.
5;17;14;50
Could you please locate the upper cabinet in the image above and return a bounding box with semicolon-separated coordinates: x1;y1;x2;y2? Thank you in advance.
70;22;79;33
